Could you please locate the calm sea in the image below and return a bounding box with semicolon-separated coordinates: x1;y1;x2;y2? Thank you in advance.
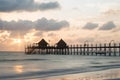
0;51;120;80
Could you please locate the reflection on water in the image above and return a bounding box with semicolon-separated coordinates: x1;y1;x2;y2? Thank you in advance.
14;65;23;73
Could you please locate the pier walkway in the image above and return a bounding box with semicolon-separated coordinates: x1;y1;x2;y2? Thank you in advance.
25;39;120;56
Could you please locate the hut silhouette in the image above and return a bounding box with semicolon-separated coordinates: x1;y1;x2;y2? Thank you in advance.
38;39;48;48
56;39;68;48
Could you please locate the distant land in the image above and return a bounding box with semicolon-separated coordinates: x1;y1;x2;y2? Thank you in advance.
0;51;24;53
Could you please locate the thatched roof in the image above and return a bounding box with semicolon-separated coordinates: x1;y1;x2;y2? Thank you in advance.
38;39;48;47
56;39;67;48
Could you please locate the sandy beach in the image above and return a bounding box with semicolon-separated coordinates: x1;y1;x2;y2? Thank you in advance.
38;68;120;80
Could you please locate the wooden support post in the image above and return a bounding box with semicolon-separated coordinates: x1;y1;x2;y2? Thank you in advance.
91;44;93;56
59;49;61;55
109;43;111;56
40;49;42;54
49;48;51;55
46;48;48;54
113;43;116;56
83;44;86;55
95;44;97;56
104;43;106;56
62;49;64;55
39;48;40;54
46;49;48;55
41;49;42;54
73;45;75;55
71;45;72;55
64;49;66;55
50;49;52;55
47;48;48;54
86;44;89;55
99;43;102;56
49;49;51;55
67;46;69;55
57;48;58;55
76;44;78;55
42;49;44;55
119;43;120;56
51;49;53;55
80;45;82;55
60;49;62;55
58;48;62;55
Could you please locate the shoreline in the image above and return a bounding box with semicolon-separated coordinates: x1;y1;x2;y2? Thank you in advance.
39;68;120;80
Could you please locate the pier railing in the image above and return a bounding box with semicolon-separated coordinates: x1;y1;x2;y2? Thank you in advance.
25;43;120;56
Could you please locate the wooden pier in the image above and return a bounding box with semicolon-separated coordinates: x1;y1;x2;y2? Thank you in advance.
25;39;120;56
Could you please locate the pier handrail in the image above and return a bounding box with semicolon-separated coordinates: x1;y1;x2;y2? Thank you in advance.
109;40;115;45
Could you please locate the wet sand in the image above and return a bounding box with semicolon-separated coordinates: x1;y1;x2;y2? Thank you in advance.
37;68;120;80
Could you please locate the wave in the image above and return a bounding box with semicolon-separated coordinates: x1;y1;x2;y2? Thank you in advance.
0;58;48;62
90;61;101;64
1;64;120;80
105;78;120;80
108;61;120;63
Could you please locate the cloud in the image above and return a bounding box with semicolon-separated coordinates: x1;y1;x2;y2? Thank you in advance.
112;26;120;32
0;18;69;32
35;18;69;31
0;0;60;12
82;22;98;30
0;20;33;31
47;33;57;37
34;31;43;37
99;21;116;30
0;31;10;42
103;9;120;16
39;2;60;11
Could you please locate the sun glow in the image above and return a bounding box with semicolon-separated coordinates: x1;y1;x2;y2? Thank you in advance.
13;39;22;44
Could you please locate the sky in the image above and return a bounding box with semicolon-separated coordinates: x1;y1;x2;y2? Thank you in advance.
0;0;120;51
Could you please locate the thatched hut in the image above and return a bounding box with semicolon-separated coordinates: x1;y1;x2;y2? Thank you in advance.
56;39;68;48
38;39;48;48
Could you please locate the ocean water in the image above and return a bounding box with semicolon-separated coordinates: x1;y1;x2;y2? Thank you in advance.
0;52;120;80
